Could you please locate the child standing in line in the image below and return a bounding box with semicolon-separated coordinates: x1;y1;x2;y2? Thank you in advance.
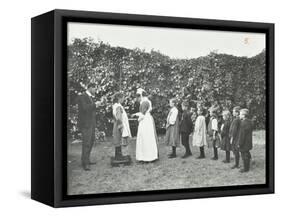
238;109;253;173
208;109;219;160
179;101;193;158
193;107;207;159
220;110;231;163
229;106;241;169
165;98;180;158
189;107;197;147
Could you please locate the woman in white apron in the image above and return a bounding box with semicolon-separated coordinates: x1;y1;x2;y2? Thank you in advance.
133;88;158;162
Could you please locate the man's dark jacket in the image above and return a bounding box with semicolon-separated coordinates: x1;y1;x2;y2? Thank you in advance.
77;93;96;129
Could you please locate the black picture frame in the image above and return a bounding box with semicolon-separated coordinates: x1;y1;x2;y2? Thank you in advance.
31;9;274;207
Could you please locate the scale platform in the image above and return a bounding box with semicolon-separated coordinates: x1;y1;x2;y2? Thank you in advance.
110;155;132;167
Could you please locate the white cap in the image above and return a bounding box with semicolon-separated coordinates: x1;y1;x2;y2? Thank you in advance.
136;88;145;95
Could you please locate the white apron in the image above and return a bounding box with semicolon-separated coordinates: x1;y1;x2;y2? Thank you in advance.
136;98;158;162
192;115;208;147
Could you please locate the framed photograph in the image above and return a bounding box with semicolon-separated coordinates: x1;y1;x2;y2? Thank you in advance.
31;9;274;207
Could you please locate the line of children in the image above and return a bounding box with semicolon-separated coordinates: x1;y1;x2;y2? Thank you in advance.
163;98;253;173
212;107;253;172
212;106;253;172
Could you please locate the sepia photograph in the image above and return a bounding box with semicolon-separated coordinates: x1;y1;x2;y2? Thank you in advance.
66;22;266;195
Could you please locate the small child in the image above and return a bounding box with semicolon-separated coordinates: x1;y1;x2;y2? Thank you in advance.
238;109;253;173
208;109;219;160
220;110;231;163
112;92;131;160
165;98;180;158
179;101;193;158
229;106;241;169
193;107;207;159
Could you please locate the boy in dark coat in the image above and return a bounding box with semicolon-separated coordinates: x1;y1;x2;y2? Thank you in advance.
180;101;193;158
238;109;253;173
220;110;231;163
229;106;241;169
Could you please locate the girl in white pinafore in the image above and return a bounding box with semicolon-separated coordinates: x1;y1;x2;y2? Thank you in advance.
134;90;158;162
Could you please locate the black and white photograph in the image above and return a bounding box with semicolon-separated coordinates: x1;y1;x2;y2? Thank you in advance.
66;22;267;195
1;0;280;213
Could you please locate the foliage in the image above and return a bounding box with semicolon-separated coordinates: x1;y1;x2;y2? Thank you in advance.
67;38;266;139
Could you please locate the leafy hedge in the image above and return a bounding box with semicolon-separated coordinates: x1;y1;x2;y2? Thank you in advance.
67;38;265;139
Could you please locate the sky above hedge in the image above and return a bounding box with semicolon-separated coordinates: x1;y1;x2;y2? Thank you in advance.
68;22;265;59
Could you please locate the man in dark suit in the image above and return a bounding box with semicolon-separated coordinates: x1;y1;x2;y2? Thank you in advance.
229;106;241;169
180;101;193;158
77;84;101;171
238;109;253;173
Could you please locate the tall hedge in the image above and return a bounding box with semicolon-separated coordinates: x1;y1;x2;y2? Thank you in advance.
67;38;265;139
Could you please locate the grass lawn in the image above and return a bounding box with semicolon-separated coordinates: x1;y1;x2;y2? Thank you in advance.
67;130;266;195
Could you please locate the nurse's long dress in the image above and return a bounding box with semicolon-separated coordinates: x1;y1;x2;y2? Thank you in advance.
136;98;158;162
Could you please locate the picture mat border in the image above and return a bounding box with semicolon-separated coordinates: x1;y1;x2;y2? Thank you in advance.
52;9;274;207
